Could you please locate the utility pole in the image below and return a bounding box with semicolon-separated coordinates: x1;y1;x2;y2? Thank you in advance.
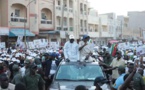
61;3;65;43
61;5;64;32
24;0;36;50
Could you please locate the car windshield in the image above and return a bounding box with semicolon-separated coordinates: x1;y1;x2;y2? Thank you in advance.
55;64;104;81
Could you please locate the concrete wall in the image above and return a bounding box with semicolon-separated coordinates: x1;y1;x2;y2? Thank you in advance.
128;11;145;30
1;0;8;27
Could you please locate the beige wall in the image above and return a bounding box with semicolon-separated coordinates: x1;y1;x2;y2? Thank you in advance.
0;0;2;26
1;0;8;27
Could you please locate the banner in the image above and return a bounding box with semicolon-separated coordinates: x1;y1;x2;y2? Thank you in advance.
16;36;23;47
49;42;60;50
28;42;35;49
136;45;145;56
33;39;41;48
0;42;6;49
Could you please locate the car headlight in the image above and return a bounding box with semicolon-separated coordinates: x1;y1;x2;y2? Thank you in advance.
49;88;59;90
50;82;59;90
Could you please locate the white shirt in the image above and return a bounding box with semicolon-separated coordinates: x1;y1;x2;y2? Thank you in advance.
20;67;26;77
64;41;79;61
79;41;93;60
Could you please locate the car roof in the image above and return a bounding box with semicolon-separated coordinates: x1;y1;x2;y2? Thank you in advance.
60;61;99;66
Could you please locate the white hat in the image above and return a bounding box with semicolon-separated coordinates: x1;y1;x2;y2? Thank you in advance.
0;61;3;63
127;60;134;63
133;56;137;59
143;57;145;62
69;35;75;39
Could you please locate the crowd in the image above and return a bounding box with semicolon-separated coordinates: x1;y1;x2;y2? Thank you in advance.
0;34;145;90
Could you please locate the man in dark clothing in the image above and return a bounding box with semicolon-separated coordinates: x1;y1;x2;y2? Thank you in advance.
23;64;45;90
44;53;57;89
128;63;145;90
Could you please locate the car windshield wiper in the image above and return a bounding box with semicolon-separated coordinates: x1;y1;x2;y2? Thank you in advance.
77;79;94;81
56;79;77;81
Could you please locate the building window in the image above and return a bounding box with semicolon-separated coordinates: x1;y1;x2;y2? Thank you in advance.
58;0;60;5
41;13;46;19
15;9;20;17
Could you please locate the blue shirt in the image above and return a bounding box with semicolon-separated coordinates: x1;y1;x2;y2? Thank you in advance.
113;73;126;89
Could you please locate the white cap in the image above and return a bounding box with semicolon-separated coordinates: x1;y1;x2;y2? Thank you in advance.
127;60;134;63
133;56;137;59
69;35;75;39
0;61;3;63
143;57;145;61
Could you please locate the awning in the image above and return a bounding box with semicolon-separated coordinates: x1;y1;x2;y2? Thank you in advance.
0;27;9;35
9;29;35;37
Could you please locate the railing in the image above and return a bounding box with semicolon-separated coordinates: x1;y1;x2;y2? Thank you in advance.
64;26;68;31
89;29;92;32
70;27;73;31
69;8;73;13
81;11;83;14
81;27;83;31
57;26;61;30
56;6;61;10
11;17;27;22
84;11;87;15
41;19;52;24
64;7;67;11
95;29;98;32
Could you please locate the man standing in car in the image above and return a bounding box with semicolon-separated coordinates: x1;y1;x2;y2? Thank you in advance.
64;35;79;62
79;35;93;62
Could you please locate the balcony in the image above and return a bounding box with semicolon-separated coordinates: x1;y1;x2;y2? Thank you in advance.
89;29;92;32
64;7;67;11
41;19;52;24
95;29;98;32
56;6;61;10
84;28;87;32
84;11;87;15
69;8;73;13
81;27;83;31
57;26;61;30
64;26;68;31
69;27;73;31
11;17;27;22
81;11;83;15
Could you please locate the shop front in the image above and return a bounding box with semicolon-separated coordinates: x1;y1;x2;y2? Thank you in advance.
8;28;35;47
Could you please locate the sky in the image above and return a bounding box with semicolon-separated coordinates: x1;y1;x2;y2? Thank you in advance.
88;0;145;16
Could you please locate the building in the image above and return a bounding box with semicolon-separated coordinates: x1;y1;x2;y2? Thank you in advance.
40;0;90;45
128;11;145;39
0;0;54;45
78;0;89;38
97;13;116;45
52;0;79;44
87;9;99;44
116;16;131;40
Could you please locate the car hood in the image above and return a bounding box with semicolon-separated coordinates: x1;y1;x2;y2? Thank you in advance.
50;81;95;90
50;81;110;90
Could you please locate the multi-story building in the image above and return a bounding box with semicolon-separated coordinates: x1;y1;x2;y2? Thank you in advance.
46;0;89;44
97;13;116;45
0;0;54;43
116;16;131;40
53;0;76;43
87;9;99;42
128;11;145;39
78;0;89;38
